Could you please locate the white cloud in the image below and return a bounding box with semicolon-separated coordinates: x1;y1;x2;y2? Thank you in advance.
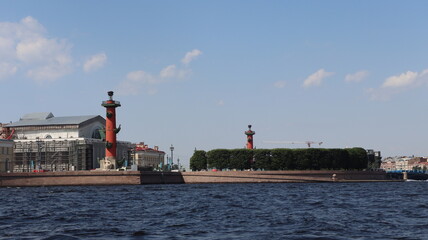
382;71;418;88
303;69;334;87
0;16;73;82
117;50;202;96
116;70;160;95
83;53;107;72
217;100;225;106
366;88;394;101
274;80;286;88
160;65;192;79
345;70;369;83
181;49;202;65
368;69;428;100
0;37;15;58
177;69;192;79
0;62;18;79
0;16;46;40
160;64;176;78
27;62;72;82
126;70;158;84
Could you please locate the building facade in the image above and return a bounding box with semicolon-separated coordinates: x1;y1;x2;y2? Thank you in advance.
380;156;428;172
1;112;131;172
0;139;13;172
132;142;165;169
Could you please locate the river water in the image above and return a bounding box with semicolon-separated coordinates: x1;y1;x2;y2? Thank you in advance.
0;182;427;240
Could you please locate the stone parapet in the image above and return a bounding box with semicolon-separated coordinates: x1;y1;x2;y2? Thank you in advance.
181;170;389;183
0;171;141;187
0;170;394;187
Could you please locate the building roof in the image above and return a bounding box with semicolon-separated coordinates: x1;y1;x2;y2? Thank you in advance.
7;113;103;127
135;147;165;154
20;112;54;121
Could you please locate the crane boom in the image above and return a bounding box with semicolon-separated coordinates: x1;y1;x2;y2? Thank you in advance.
263;140;323;147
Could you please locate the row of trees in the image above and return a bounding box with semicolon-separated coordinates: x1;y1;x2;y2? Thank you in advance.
190;148;370;171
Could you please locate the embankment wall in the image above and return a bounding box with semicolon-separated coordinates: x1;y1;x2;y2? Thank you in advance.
0;171;141;187
181;170;389;183
0;170;392;187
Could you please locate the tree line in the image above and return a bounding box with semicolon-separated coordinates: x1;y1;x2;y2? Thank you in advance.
190;148;370;171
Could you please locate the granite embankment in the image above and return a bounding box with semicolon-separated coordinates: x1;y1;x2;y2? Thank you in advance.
181;170;391;183
0;170;397;187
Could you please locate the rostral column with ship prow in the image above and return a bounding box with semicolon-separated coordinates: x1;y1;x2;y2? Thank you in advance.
100;91;121;170
245;125;255;149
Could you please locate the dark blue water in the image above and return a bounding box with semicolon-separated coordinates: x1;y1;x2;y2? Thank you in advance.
0;182;427;240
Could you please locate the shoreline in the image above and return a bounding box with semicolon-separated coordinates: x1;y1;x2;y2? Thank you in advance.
0;170;404;187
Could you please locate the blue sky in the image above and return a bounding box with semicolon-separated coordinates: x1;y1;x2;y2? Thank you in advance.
1;1;428;168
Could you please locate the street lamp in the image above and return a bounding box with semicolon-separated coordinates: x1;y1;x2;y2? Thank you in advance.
170;144;174;167
36;138;42;171
177;157;180;172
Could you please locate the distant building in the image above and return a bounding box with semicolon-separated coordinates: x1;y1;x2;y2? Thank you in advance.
408;157;428;171
132;142;165;169
1;112;131;172
380;156;428;172
380;158;396;171
366;149;382;169
0;139;13;172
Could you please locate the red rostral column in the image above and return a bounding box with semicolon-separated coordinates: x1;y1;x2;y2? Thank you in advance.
102;91;121;168
245;125;255;149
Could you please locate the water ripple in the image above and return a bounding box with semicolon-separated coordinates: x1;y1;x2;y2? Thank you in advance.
0;182;427;239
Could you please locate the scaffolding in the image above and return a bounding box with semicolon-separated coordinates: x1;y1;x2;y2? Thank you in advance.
12;139;102;172
12;138;131;172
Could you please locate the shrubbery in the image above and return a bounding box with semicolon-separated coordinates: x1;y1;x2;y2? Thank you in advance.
190;148;368;171
190;150;207;171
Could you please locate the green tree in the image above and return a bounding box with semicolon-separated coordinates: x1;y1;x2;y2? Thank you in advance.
203;147;370;171
253;149;272;170
327;149;349;170
346;148;368;170
229;149;253;170
190;150;207;171
293;149;313;170
270;149;284;170
207;149;231;170
284;149;297;170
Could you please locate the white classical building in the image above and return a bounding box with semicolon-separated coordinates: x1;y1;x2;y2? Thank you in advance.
7;112;104;140
133;142;165;169
2;112;131;172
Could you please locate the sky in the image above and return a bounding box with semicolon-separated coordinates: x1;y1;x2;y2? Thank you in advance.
1;1;428;168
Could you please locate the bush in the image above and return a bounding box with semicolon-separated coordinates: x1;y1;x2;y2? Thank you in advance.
207;149;230;170
190;150;207;171
253;149;272;170
229;149;253;170
190;147;369;171
346;147;368;170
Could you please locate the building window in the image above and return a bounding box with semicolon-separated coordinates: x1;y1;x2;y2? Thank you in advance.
92;128;102;139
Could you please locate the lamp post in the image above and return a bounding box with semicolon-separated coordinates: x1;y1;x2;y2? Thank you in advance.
170;144;174;168
36;138;42;171
177;158;180;172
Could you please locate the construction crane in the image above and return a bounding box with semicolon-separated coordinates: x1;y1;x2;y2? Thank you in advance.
263;140;323;148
